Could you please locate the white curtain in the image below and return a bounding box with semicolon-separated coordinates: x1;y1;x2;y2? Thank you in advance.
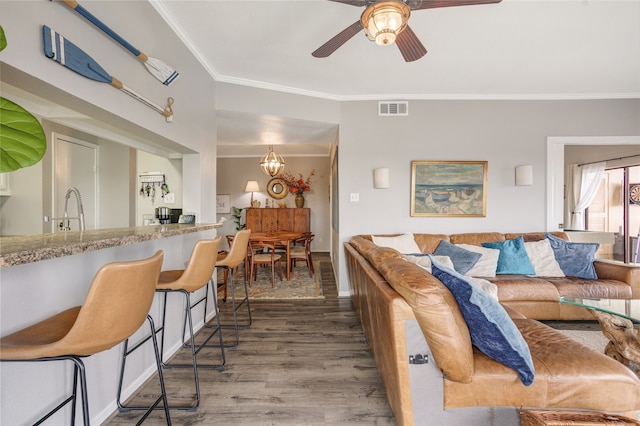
567;162;606;230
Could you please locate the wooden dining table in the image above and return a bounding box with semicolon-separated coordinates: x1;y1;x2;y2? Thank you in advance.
249;231;302;281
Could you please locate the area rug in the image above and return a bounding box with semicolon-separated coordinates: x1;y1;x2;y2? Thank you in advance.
217;261;323;300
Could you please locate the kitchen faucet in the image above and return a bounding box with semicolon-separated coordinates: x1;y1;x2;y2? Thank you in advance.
44;187;86;231
63;187;85;231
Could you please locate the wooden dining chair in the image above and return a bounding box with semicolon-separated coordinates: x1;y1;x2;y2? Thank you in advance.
289;232;314;277
248;240;283;287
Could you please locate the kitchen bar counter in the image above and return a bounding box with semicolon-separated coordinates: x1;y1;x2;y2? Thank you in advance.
1;223;221;424
0;223;220;268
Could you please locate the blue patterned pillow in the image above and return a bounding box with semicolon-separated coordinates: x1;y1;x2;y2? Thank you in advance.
481;236;535;275
434;240;482;275
429;256;535;386
545;233;599;279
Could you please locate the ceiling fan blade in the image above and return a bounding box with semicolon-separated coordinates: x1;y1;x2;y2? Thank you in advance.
312;21;363;58
327;0;368;6
396;25;427;62
411;0;502;11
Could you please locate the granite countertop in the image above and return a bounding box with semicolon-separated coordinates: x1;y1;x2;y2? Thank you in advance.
0;223;221;268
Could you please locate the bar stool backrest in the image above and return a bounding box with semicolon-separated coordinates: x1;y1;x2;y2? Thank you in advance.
218;230;251;269
164;237;222;293
52;250;163;357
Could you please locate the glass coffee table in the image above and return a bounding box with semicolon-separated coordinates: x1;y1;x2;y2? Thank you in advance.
560;296;640;370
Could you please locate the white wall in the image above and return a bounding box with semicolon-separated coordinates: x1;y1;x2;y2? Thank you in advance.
1;0;218;224
216;156;331;251
137;151;183;225
336;99;640;296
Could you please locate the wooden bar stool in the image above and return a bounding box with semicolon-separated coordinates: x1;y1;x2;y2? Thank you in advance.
118;238;224;413
212;229;252;349
0;251;168;426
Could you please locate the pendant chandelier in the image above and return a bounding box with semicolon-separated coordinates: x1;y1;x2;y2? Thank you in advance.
260;146;286;177
361;1;410;46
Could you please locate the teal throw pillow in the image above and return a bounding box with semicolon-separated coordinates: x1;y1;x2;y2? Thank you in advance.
481;236;535;275
433;240;482;275
429;256;535;386
545;233;599;279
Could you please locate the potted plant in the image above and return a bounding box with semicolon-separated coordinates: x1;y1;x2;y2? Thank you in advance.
231;206;245;231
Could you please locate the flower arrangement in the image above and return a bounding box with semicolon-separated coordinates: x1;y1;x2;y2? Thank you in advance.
280;170;315;194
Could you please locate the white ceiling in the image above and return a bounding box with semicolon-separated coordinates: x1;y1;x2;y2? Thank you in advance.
152;0;640;158
155;0;640;100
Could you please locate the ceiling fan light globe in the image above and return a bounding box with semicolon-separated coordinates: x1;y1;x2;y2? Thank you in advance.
375;30;396;46
361;1;410;46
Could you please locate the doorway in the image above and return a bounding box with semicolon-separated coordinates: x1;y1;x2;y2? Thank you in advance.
51;133;97;232
586;165;640;262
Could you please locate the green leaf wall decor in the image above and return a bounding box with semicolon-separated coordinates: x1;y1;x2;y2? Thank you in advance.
0;97;47;172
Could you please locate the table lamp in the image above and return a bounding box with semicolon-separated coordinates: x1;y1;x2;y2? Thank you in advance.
245;180;260;205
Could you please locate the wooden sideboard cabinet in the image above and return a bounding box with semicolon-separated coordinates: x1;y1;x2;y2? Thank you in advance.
245;208;310;233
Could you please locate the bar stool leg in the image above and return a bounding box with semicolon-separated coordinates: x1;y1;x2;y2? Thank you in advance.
17;356;89;426
117;317;173;424
211;263;252;349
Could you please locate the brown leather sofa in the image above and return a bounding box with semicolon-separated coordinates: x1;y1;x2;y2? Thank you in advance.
345;233;640;426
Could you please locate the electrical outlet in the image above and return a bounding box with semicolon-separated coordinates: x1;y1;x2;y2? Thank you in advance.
350;193;359;202
164;193;175;204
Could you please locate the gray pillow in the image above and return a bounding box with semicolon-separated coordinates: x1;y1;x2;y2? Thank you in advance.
434;240;482;275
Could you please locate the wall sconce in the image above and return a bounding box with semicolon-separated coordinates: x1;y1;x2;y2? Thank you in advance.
515;165;533;186
245;180;260;205
374;168;390;189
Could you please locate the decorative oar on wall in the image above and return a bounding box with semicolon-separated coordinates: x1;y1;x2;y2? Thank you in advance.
57;0;179;86
43;25;174;122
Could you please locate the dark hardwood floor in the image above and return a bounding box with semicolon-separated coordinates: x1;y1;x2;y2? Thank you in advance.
106;253;397;425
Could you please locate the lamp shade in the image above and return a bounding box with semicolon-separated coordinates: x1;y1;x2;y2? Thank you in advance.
374;168;390;189
515;165;533;186
245;180;260;192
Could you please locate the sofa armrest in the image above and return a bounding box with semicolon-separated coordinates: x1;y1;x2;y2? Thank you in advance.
594;260;640;298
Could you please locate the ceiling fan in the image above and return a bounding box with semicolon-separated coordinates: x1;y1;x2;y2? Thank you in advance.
312;0;502;62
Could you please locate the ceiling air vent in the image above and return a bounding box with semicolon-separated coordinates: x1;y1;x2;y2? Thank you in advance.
378;101;408;116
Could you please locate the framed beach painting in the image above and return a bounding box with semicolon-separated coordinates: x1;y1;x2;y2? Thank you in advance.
411;161;487;217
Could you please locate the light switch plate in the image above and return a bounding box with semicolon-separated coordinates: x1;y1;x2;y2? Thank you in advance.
350;193;359;202
164;192;175;204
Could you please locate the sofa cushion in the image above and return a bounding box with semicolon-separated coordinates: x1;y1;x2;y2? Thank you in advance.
375;256;475;384
545;233;599;279
372;233;421;254
482;236;536;275
455;244;500;278
430;257;535;386
524;239;565;277
444;318;640;412
488;275;561;302
403;254;454;273
434;240;482;275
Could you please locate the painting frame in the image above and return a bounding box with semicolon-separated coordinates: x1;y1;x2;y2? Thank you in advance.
216;194;231;214
411;160;488;217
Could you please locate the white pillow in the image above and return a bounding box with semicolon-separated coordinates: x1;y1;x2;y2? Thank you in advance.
403;254;454;273
372;233;421;254
469;277;499;301
524;239;565;277
455;244;500;278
